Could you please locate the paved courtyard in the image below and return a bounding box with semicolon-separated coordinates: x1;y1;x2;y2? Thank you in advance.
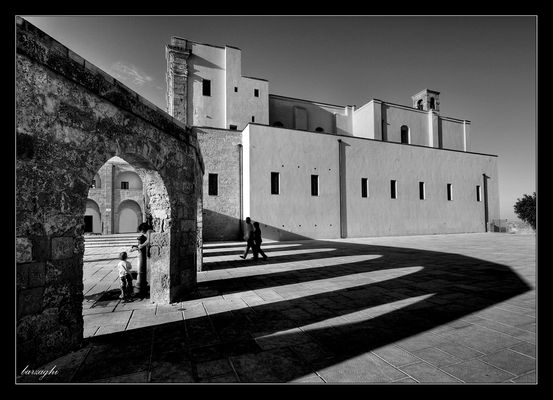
20;232;536;383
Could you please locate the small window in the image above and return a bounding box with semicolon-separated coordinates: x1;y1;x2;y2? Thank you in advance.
417;99;423;110
315;127;324;132
361;178;368;198
271;172;280;195
476;185;482;202
234;87;238;92
401;125;409;144
391;180;397;199
254;89;259;97
202;79;211;96
90;179;96;189
208;174;218;196
121;181;129;190
311;175;319;196
229;125;237;130
251;116;255;123
430;97;435;110
447;183;453;201
272;121;283;127
419;182;425;200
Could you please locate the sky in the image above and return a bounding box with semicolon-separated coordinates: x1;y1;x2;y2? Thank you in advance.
21;15;536;221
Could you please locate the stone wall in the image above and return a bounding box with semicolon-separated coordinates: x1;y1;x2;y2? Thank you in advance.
193;127;242;242
16;17;204;368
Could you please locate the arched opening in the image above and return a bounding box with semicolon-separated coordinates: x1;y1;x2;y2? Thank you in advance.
417;99;423;110
315;127;324;132
84;199;102;234
400;125;410;144
90;173;102;189
272;121;283;127
430;97;435;110
16;20;203;368
116;199;143;233
116;170;143;190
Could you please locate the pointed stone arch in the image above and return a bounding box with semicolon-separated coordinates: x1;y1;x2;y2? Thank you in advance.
16;17;204;369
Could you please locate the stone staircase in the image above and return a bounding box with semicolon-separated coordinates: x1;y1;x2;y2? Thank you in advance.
84;233;140;248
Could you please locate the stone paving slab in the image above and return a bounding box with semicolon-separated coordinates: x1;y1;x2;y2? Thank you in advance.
19;233;536;383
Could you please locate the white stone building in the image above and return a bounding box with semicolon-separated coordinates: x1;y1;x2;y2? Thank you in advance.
166;36;499;241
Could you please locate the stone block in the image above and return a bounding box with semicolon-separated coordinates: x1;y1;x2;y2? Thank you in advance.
67;50;85;66
31;235;51;261
18;287;44;319
17;237;33;263
27;262;46;288
51;237;74;260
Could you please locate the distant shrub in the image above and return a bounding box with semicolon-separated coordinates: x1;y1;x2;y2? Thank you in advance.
514;192;536;230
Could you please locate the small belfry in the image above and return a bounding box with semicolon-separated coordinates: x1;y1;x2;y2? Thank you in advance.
412;89;441;112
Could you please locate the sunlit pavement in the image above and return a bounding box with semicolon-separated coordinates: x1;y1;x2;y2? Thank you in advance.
22;232;536;383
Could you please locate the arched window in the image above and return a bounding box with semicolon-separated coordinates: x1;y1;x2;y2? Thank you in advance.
417;99;423;110
272;121;283;127
430;97;435;110
400;125;409;144
315;127;324;132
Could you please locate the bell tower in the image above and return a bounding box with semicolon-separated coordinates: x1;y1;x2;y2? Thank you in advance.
166;37;191;125
412;89;440;112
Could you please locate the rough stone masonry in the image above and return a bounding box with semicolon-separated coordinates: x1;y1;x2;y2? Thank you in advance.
16;17;204;369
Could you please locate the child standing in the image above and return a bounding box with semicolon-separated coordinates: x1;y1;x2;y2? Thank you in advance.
117;252;134;300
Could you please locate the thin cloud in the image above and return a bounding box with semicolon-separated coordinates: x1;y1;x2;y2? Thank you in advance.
109;61;153;86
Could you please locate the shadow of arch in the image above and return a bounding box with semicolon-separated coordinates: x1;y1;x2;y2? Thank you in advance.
64;238;532;383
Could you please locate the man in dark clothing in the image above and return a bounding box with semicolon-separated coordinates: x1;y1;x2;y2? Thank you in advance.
252;221;268;260
240;217;255;259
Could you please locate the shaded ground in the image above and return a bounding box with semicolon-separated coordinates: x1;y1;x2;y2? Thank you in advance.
18;233;536;383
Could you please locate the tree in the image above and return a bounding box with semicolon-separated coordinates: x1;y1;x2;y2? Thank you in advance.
514;192;536;230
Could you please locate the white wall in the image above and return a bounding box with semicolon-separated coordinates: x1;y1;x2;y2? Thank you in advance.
188;43;226;128
269;95;352;135
243;124;499;239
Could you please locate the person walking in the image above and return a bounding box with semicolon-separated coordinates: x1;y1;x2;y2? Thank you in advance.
252;221;268;261
240;217;255;259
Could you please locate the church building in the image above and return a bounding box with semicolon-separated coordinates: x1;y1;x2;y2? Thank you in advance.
165;36;499;241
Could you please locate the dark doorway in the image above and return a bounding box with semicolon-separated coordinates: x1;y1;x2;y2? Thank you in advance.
84;215;93;233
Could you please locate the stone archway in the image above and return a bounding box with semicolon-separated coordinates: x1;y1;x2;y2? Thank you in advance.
116;199;143;233
16;17;204;369
84;199;102;233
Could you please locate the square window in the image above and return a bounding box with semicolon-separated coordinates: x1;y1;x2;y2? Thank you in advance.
121;181;129;190
254;89;259;97
361;178;368;198
208;174;218;196
229;125;237;130
271;172;280;195
311;175;319;196
391;180;397;199
202;79;211;96
447;183;453;201
419;182;425;200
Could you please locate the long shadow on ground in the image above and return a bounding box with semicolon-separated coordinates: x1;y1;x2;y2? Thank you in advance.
41;239;533;382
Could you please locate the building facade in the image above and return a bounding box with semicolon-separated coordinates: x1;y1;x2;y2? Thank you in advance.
166;36;499;241
164;36;499;241
86;156;146;234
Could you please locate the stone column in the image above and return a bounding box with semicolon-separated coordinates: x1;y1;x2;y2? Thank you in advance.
166;38;191;125
103;163;114;234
